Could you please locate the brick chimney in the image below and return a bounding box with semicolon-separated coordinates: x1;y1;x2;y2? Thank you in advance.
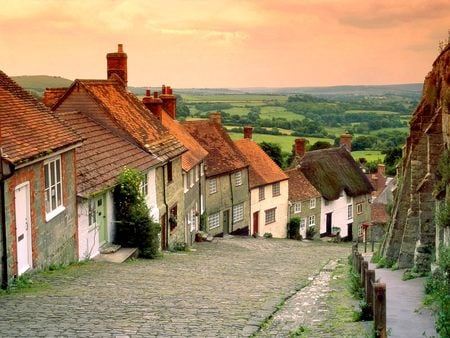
243;126;253;139
340;133;352;151
377;164;385;177
107;43;127;87
294;138;306;157
209;112;222;125
142;89;163;120
160;85;176;119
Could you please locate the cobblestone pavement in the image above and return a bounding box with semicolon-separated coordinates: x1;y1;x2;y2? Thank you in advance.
0;237;360;337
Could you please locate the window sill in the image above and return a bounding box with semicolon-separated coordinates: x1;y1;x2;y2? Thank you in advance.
45;206;65;222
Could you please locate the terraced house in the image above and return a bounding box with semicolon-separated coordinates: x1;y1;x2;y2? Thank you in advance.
235;127;289;238
183;113;250;236
290;137;373;239
144;89;208;245
48;44;187;251
0;70;82;287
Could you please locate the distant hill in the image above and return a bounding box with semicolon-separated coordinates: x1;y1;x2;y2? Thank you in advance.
11;75;73;98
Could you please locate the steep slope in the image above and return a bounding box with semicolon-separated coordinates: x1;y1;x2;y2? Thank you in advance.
381;45;450;271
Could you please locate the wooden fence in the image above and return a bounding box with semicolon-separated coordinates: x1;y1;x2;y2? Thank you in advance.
352;243;387;338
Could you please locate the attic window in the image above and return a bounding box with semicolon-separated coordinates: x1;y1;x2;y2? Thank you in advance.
259;187;265;201
272;182;280;197
310;198;316;209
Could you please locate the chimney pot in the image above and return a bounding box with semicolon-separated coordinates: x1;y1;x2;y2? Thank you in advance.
294;138;306;157
146;89;151;97
377;164;385;176
162;85;166;94
209;112;222;125
244;126;253;139
107;44;128;87
153;91;159;98
118;44;123;53
340;133;352;152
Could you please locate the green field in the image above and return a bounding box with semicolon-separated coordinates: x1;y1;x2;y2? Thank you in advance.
183;94;288;103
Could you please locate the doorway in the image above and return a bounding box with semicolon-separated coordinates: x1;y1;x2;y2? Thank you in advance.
15;182;32;275
253;211;259;235
326;212;332;235
223;210;230;235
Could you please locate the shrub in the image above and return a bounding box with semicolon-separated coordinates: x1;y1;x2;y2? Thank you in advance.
306;226;316;240
287;217;301;239
263;232;273;239
113;168;161;258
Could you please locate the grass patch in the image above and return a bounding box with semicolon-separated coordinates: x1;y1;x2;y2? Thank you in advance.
289;325;311;337
0;273;49;296
351;150;384;162
376;257;395;269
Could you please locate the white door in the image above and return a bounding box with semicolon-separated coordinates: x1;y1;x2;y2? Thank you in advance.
15;182;32;275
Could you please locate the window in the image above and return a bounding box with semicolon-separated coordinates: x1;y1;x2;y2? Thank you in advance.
272;182;280;197
357;203;363;214
259;186;265;201
141;172;148;196
208;212;220;229
169;205;178;231
200;163;204;176
294;203;301;213
348;204;353;219
189;170;194;188
233;203;244;223
308;215;315;226
88;199;97;226
167;161;173;183
300;218;306;228
265;208;276;224
310;198;316;209
183;173;188;192
195;165;199;182
44;156;63;219
209;178;217;194
235;171;242;186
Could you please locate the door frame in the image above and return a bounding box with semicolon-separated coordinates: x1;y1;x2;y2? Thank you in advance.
326;212;332;235
253;211;259;235
15;181;32;275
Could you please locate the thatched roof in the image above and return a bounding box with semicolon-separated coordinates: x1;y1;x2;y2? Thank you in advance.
299;146;374;200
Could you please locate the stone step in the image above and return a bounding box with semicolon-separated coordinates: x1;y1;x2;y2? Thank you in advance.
94;247;138;263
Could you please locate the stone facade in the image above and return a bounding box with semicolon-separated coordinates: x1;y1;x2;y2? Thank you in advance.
381;45;449;271
4;151;77;278
288;197;321;239
205;170;250;237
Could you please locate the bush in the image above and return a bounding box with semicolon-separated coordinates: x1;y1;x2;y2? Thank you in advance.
263;232;273;239
113;168;161;258
425;246;450;336
306;226;316;240
287;217;301;239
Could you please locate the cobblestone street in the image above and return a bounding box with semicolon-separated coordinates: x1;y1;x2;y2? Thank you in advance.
0;237;363;337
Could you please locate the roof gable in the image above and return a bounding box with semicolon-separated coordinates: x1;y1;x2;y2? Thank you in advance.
182;120;248;177
285;168;321;201
0;70;81;165
299;147;374;200
234;138;287;188
160;111;207;172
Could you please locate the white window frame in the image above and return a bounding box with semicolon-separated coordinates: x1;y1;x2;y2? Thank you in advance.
308;215;315;226
233;203;244;223
141;172;148;197
310;198;316;209
235;171;242;187
357;203;363;214
259;186;265;201
189;170;194;188
183;172;188;193
294;203;301;213
272;182;280;197
44;156;65;221
88;199;97;228
265;208;276;225
348;204;353;220
300;218;306;229
209;178;217;194
208;212;220;230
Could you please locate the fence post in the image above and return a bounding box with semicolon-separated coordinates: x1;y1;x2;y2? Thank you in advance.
358;254;364;276
373;283;387;338
361;260;368;287
365;269;375;317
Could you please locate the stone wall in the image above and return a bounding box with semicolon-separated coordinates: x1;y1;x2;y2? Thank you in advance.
381;45;449;271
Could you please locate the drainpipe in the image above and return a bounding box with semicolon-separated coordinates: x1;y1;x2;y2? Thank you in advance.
1;150;14;289
229;173;234;234
162;164;169;250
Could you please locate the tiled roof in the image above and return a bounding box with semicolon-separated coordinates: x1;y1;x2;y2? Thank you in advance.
160;111;207;172
42;87;68;108
299;147;374;200
371;203;389;224
55;78;186;161
182;120;248;177
56;111;160;197
0;70;81;165
285;168;321;201
234;138;287;188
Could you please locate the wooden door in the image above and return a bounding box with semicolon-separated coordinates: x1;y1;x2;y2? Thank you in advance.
15;182;32;275
97;196;107;245
253;211;259;235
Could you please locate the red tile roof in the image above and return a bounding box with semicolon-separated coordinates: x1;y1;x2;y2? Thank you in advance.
56;111;160;197
371;203;389;224
160;111;207;172
54;78;186;161
285;168;321;201
0;70;81;165
182;119;248;177
42;87;68;108
234;138;288;188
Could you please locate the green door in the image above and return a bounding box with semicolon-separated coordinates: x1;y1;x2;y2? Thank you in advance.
97;196;107;245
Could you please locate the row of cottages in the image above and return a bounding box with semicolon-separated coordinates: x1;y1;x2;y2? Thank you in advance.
286;137;374;240
0;70;82;286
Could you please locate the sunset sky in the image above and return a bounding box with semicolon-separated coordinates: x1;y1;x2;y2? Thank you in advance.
0;0;449;88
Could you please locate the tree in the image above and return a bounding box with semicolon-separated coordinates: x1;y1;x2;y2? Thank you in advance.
309;141;332;151
258;141;284;168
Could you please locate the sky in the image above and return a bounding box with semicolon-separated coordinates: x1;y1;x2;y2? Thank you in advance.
0;0;449;88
